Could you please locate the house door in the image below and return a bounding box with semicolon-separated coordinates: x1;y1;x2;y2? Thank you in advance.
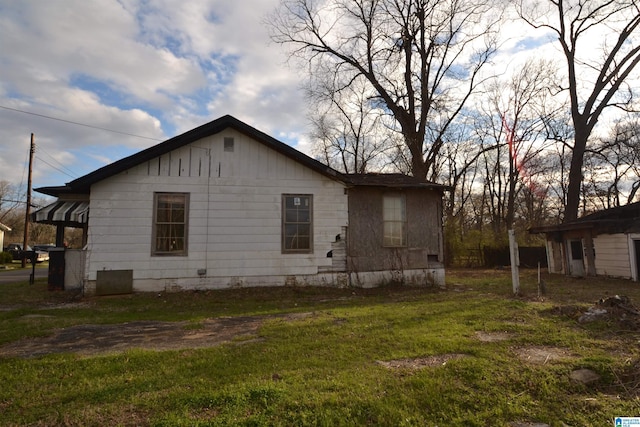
569;239;585;276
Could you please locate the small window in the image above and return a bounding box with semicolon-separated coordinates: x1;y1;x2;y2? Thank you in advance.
282;194;313;253
152;192;189;256
224;137;234;152
570;240;583;260
383;193;406;247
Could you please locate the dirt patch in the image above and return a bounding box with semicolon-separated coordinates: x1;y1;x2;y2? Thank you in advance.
0;313;313;358
513;346;575;365
376;353;468;370
475;331;513;342
545;295;640;330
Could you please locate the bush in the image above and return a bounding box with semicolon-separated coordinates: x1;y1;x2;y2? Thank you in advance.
0;251;13;264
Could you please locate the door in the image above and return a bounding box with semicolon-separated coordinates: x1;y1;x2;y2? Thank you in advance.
569;239;585;276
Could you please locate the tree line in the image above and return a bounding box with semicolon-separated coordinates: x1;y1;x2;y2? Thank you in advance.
269;0;640;263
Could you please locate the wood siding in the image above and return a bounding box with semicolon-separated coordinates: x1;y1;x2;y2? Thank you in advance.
346;187;443;273
85;129;348;289
593;233;632;279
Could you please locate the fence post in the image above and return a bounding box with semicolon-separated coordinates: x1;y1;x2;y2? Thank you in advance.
509;229;520;295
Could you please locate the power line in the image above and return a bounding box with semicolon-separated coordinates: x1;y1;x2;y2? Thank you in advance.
35;144;79;178
0;104;164;141
35;156;77;179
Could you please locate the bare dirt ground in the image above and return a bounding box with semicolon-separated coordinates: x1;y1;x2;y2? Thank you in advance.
0;312;313;358
1;309;570;365
3;281;640;371
376;353;468;369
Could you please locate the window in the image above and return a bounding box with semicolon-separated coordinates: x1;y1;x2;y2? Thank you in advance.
570;240;584;260
383;193;406;247
224;137;234;152
282;194;313;253
153;192;189;256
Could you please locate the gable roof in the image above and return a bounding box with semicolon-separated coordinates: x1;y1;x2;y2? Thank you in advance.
530;202;640;234
35;115;344;197
34;115;448;197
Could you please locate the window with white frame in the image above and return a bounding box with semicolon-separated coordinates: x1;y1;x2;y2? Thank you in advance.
282;194;313;253
383;193;406;247
152;192;189;256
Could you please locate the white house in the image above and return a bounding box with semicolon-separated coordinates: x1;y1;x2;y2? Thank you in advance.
33;115;447;295
0;222;11;254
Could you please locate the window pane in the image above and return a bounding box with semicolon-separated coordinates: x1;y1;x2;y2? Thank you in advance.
154;193;188;255
284;223;298;237
285;197;297;209
283;195;312;252
297;224;310;237
295;236;310;249
156;238;168;252
157;208;170;223
383;194;406;247
172;237;184;251
172;209;185;223
285;210;298;222
297;209;310;222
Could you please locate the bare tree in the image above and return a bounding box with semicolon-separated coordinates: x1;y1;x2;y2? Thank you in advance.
308;77;395;173
0;180;22;224
517;0;640;221
583;118;640;209
472;59;559;237
438;121;493;265
269;0;503;180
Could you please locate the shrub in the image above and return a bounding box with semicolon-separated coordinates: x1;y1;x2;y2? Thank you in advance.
0;251;13;264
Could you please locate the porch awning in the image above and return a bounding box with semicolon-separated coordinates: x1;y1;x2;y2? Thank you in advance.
32;201;89;226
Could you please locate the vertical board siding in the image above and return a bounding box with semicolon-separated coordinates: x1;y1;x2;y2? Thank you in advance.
593;233;632;279
347;187;443;272
86;129;348;286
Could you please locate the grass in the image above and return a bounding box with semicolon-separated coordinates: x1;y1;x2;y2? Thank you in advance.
1;268;640;426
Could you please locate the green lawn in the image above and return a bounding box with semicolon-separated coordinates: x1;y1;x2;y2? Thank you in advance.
1;269;639;426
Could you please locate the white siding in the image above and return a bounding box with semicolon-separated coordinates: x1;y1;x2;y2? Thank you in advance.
593;233;632;279
85;129;349;291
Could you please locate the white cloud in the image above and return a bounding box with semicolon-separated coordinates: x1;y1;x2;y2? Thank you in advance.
0;0;311;191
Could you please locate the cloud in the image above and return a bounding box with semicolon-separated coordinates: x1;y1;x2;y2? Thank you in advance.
0;0;311;191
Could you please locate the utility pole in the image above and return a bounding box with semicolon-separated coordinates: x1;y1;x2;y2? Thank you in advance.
21;133;35;269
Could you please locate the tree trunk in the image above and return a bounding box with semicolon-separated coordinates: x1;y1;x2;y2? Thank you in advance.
564;125;588;222
403;127;428;180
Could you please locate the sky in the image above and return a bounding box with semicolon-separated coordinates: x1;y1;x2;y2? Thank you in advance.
0;0;311;205
1;0;623;208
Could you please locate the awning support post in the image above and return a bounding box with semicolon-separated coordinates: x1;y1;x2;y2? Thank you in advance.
55;225;65;247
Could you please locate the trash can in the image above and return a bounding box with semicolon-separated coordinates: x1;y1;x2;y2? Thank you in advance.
48;248;65;291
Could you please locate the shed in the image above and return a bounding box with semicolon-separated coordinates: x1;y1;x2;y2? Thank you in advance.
530;202;640;280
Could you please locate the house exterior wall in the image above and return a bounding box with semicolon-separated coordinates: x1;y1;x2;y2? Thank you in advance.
593;233;632;279
83;128;349;293
346;187;445;286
